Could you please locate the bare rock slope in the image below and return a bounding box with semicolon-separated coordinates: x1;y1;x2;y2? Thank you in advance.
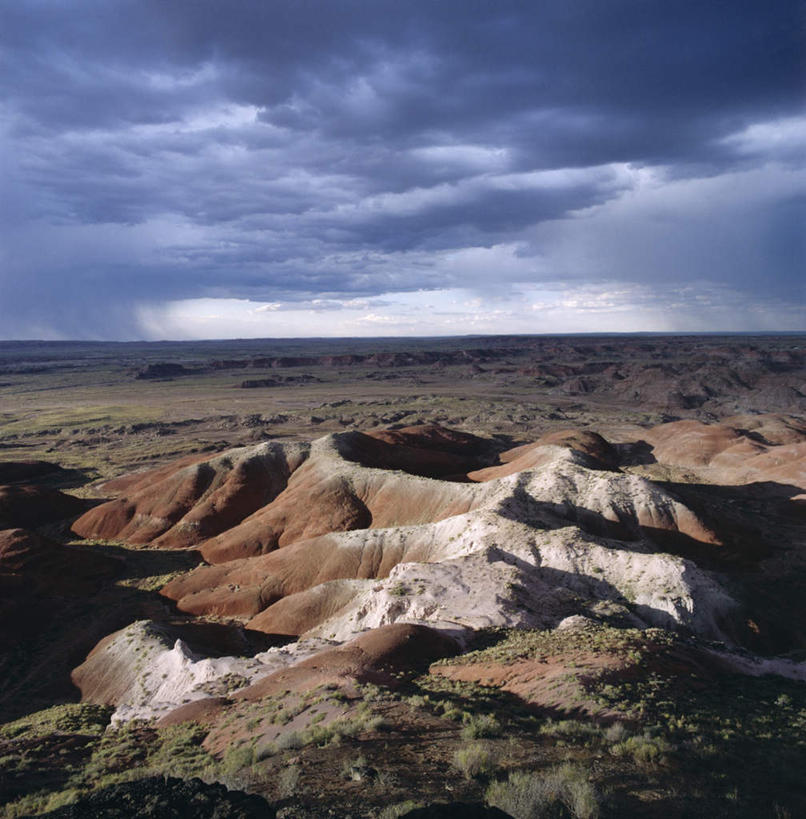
642;416;806;487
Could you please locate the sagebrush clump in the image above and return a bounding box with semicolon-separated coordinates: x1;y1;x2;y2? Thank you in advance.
486;764;599;819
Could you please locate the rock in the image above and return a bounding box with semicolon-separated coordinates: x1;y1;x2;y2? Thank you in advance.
72;442;310;548
556;615;597;631
156;441;732;643
71;620;290;721
65;417;806;729
400;804;512;818
240;379;280;388
642;416;806;486
136;362;194;379
40;776;275;817
0;528;117;590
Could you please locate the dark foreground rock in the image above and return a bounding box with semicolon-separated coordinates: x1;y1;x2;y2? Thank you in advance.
400;803;513;818
40;776;276;818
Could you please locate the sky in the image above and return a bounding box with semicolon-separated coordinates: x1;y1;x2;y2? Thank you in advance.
1;0;804;340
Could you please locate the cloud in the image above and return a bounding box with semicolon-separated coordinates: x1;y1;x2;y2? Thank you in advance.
529;163;806;298
722;116;806;163
135;279;804;341
0;0;803;338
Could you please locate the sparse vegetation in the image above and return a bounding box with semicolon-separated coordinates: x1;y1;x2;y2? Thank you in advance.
0;720;218;816
0;704;113;741
609;732;673;768
378;801;423;819
539;719;601;745
277;763;301;797
461;712;502;740
486;764;599;819
220;742;255;775
452;742;497;780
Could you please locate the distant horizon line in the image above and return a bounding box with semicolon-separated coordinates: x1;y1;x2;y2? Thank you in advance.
2;330;805;345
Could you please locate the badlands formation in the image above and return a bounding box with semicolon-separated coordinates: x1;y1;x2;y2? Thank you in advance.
67;418;806;724
2;392;806;817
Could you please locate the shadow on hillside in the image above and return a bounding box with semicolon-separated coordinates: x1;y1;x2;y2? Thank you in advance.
73;541;203;578
0;461;94;490
494;474;806;654
0;542;217;724
496;474;725;564
613;439;657;466
498;473;804;567
406;665;622;729
333;428;506;481
487;544;681;634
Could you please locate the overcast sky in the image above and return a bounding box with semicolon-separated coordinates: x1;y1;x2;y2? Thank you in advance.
1;0;804;340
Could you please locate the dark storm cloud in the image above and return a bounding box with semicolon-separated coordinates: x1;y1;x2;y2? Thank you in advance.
1;0;804;337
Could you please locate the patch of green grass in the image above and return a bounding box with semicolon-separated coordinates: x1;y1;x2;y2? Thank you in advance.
256;709;389;759
0;704;113;740
2;786;85;818
0;405;162;439
0;720;217;816
437;625;678;669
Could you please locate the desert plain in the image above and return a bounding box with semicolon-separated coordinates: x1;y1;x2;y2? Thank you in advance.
1;333;805;818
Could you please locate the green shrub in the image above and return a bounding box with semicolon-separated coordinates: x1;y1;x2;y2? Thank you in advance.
277;763;301;797
486;764;599;819
220;742;255;774
3;788;84;818
379;801;423;819
539;719;601;744
452;742;495;780
609;732;672;768
602;722;628;743
461;713;502;740
255;741;278;760
148;724;210;778
274;730;305;752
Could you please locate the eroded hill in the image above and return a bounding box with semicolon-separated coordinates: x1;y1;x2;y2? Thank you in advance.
1;339;805;817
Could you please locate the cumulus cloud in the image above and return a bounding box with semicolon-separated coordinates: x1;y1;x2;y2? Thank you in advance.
0;0;803;338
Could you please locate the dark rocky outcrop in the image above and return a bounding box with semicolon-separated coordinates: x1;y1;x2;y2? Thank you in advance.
400;804;513;818
40;776;276;818
136;363;195;379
